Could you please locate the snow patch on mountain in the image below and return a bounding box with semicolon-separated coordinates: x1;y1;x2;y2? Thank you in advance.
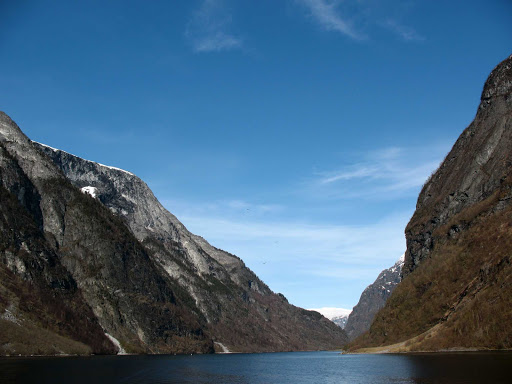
81;186;98;198
35;142;135;176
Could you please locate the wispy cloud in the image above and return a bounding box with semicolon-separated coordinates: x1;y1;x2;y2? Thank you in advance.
307;266;383;280
383;19;425;42
296;0;363;40
225;199;283;214
295;0;426;43
310;145;447;200
186;0;242;53
168;204;408;307
163;198;283;219
172;208;408;265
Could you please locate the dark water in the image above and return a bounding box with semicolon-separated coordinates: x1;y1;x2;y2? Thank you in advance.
1;351;511;384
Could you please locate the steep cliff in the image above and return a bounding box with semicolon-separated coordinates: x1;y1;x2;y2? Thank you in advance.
0;112;213;355
0;111;347;355
344;255;403;341
349;54;512;352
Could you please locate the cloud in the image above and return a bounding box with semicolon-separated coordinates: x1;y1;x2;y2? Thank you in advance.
308;307;352;318
310;145;447;200
163;198;283;219
225;200;282;214
320;165;380;184
296;0;363;40
174;209;409;265
383;19;425;42
186;0;242;53
295;0;426;43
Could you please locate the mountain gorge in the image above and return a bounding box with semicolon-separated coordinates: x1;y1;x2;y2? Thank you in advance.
0;112;347;355
344;255;403;341
349;54;512;352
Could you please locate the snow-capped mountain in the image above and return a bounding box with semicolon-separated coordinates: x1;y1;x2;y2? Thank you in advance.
309;307;352;329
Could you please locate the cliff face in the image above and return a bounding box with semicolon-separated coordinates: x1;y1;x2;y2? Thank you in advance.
0;112;347;355
344;255;403;341
404;55;512;276
0;112;213;355
349;54;512;352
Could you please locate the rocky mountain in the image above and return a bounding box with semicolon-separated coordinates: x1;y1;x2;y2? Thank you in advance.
0;112;347;355
348;54;512;352
344;255;403;340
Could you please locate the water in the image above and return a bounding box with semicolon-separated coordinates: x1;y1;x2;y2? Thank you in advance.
1;351;511;383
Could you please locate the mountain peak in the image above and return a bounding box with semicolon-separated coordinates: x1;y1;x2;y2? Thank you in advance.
481;54;512;101
0;111;26;143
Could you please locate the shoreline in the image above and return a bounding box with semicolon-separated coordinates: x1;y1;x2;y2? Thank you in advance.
3;348;512;359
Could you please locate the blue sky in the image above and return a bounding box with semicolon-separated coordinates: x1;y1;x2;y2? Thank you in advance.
1;0;511;310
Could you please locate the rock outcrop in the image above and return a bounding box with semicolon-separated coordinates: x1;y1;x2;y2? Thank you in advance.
0;112;347;355
344;255;403;340
348;54;512;352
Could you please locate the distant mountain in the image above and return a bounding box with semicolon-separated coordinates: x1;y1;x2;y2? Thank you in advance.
331;315;350;329
0;112;347;356
344;255;403;340
349;54;512;352
309;307;352;329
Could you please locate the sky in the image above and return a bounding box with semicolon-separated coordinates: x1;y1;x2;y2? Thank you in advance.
1;0;511;310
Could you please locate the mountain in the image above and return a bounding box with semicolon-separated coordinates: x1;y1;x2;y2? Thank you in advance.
0;113;214;355
331;315;350;329
309;307;352;329
0;112;347;355
348;54;512;352
344;255;403;340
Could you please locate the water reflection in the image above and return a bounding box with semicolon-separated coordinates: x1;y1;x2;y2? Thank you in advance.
1;351;511;383
402;352;512;384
